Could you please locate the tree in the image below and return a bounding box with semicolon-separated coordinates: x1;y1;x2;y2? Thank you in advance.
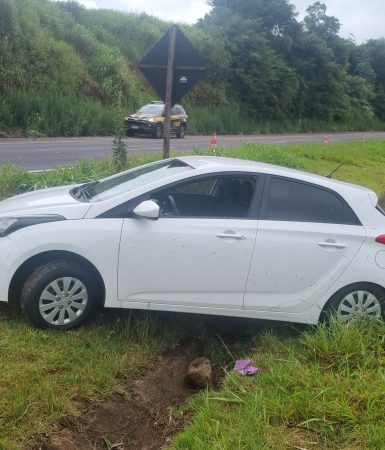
363;39;385;120
200;0;299;120
303;2;340;37
0;0;15;39
207;0;297;37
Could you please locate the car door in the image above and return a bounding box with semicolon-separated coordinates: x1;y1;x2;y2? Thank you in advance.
118;174;261;309
244;176;366;313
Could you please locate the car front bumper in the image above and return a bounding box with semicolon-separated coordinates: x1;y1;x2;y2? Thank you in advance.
125;120;157;134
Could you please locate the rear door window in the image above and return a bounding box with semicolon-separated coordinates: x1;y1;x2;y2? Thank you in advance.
263;177;360;225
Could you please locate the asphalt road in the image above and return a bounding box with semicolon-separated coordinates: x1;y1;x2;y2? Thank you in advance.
0;131;384;171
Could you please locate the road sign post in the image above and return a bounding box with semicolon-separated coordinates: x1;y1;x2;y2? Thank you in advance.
139;26;206;159
163;26;176;159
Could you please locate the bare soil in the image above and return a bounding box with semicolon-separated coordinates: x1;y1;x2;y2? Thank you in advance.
42;337;204;450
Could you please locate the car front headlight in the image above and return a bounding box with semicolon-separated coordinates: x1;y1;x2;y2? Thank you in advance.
148;118;154;122
0;215;65;237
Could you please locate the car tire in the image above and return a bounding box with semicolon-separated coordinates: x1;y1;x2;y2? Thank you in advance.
320;283;385;324
153;124;163;139
177;125;186;139
21;260;101;330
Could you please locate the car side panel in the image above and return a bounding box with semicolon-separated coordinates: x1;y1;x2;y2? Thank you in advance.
244;222;366;312
312;231;385;317
118;217;258;308
0;219;123;308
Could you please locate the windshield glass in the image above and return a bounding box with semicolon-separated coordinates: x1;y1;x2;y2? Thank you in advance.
86;160;192;202
137;104;164;115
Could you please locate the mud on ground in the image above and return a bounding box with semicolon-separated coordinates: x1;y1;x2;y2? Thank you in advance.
42;337;205;450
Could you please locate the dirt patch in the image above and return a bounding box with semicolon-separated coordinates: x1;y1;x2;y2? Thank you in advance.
42;337;204;450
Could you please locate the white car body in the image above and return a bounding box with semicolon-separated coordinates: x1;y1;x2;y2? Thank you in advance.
1;156;385;326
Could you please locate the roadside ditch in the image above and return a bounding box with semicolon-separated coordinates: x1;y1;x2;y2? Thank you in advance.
42;336;212;450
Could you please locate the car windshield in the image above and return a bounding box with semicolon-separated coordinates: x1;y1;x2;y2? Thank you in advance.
137;104;164;115
84;159;192;202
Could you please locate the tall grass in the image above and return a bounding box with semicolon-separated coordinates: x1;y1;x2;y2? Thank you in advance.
172;319;385;449
0;89;121;136
1;91;383;137
186;104;385;135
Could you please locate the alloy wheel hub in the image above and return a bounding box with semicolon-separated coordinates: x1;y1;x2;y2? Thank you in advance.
38;277;88;326
337;290;381;322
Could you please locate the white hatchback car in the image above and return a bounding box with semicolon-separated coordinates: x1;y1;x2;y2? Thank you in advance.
0;156;384;329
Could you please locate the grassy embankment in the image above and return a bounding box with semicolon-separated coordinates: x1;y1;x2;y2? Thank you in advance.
0;139;385;448
172;318;385;449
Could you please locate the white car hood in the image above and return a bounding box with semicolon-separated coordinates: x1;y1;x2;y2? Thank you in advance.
0;185;91;219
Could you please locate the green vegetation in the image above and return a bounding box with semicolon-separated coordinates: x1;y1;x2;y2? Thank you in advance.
112;132;128;172
0;152;159;200
211;139;385;194
1;139;385;201
0;309;184;448
172;319;385;449
0;0;385;136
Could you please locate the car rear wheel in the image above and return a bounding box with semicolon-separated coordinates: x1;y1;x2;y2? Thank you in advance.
177;125;185;139
153;124;163;139
21;260;100;330
320;283;384;324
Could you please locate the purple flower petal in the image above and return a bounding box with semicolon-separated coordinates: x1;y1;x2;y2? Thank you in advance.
233;359;260;376
233;359;252;371
244;366;259;375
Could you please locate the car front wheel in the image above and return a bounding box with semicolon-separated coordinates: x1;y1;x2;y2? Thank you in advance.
321;283;384;324
21;260;100;330
177;125;185;139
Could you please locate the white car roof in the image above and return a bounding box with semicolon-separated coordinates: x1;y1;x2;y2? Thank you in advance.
178;155;374;196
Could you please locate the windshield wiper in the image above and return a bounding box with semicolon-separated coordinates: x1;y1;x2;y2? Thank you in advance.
70;181;99;202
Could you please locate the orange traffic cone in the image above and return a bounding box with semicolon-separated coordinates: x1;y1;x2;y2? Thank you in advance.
323;135;329;144
210;132;218;153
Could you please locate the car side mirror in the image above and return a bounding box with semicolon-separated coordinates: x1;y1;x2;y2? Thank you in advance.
133;200;160;220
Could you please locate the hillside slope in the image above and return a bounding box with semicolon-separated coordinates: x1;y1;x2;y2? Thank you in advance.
0;0;384;136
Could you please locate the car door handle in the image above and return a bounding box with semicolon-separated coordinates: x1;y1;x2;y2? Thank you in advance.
216;233;246;240
318;241;346;249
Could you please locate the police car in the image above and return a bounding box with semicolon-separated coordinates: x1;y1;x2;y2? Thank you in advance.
124;101;188;138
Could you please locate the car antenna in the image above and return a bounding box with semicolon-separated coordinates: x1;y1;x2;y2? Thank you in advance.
324;162;344;179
